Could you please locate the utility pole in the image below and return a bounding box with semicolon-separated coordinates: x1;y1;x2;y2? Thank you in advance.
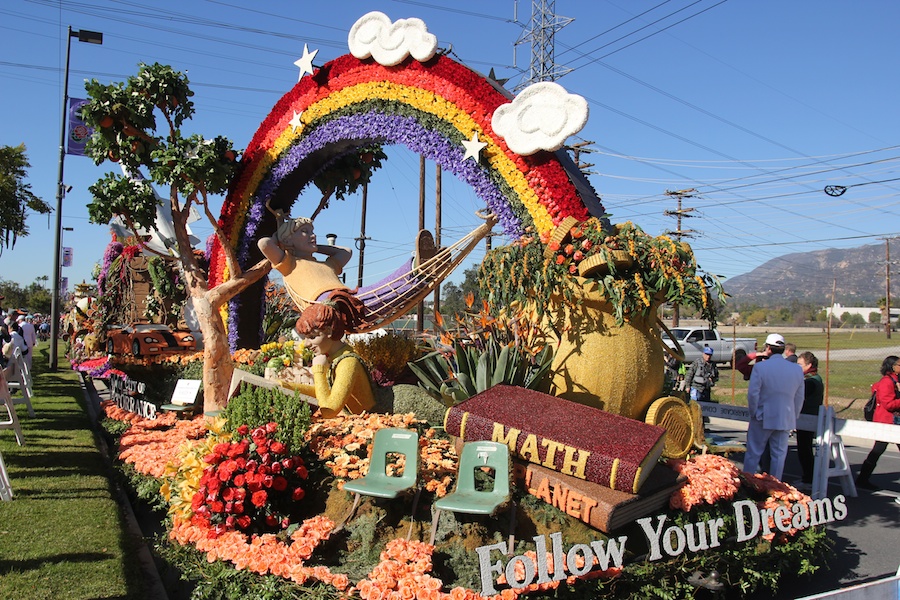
417;156;426;332
355;180;370;289
568;140;596;176
433;164;442;314
879;236;898;339
664;189;698;327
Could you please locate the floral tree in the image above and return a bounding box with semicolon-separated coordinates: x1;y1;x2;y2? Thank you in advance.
80;63;273;412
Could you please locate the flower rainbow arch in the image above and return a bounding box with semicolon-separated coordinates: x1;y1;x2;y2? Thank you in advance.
210;37;605;347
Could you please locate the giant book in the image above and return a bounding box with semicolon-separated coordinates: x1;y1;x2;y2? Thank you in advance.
443;385;667;493
513;460;685;533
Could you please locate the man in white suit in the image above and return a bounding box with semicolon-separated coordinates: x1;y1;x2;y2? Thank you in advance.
744;333;805;480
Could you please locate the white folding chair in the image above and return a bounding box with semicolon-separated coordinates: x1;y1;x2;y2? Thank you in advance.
0;370;25;446
6;347;35;418
0;450;13;500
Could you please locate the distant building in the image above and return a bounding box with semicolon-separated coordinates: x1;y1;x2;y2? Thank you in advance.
826;303;900;322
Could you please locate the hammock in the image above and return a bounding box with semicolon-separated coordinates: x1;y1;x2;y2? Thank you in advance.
285;215;496;333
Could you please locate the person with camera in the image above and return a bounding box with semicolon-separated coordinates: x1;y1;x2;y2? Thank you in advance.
685;346;719;403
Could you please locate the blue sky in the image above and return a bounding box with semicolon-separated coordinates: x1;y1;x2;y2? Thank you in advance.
2;0;900;302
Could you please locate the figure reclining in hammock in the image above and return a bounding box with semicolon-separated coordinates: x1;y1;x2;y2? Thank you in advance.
258;206;496;333
259;204;496;333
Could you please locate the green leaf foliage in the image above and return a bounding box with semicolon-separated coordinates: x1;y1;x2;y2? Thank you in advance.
0;143;50;253
222;383;312;453
80;62;238;231
408;337;554;406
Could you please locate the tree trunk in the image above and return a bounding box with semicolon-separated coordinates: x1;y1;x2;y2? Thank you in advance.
193;295;233;412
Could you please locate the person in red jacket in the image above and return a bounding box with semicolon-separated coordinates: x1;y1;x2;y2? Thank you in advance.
856;355;900;490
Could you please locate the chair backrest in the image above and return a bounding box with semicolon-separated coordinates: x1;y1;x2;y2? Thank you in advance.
455;441;510;499
367;428;419;487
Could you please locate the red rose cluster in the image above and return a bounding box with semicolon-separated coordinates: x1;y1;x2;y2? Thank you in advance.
191;422;309;538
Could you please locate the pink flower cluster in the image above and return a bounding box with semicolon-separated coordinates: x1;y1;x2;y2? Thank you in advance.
668;453;742;512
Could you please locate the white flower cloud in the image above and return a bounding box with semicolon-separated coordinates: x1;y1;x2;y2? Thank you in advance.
348;11;438;67
491;82;589;155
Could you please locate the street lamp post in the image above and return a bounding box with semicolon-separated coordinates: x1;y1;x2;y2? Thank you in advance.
50;26;102;371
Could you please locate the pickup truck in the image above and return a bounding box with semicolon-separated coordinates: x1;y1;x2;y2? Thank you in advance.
661;327;757;364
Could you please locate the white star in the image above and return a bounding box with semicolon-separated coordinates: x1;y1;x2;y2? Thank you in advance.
289;111;304;132
293;44;319;81
461;132;487;162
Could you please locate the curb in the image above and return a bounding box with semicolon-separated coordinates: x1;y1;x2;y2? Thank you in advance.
79;373;170;600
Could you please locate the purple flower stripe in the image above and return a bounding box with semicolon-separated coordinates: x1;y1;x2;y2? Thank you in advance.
98;241;124;298
237;112;525;265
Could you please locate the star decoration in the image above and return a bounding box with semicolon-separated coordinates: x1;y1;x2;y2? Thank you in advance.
294;44;319;81
461;132;487;162
488;68;509;88
289;110;304;132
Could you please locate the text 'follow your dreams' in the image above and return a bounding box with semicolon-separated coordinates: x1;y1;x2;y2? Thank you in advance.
475;494;847;596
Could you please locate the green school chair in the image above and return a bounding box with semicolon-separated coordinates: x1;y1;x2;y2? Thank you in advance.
429;441;515;553
340;428;421;537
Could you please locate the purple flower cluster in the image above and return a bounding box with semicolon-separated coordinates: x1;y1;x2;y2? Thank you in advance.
98;241;124;298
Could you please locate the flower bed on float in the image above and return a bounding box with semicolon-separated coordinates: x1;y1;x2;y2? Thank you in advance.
78;9;832;598
96;388;831;600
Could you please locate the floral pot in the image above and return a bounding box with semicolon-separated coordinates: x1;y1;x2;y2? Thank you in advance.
541;277;665;421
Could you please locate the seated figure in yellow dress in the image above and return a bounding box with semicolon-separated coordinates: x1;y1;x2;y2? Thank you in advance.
281;302;375;419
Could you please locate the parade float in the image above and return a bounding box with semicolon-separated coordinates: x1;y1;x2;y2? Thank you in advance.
75;10;832;599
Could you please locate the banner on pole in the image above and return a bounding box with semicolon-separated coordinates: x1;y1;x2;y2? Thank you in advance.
66;98;93;156
62;247;73;267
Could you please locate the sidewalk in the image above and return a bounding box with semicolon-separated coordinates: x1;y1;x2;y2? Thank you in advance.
706;418;900;598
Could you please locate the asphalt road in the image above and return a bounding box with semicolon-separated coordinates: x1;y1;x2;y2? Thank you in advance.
705;418;900;598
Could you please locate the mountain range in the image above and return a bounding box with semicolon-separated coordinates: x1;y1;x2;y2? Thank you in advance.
721;243;889;307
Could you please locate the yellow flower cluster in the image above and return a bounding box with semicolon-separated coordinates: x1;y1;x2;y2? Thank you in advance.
162;417;231;522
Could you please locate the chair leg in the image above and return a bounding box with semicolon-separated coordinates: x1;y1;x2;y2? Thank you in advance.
406;487;422;541
428;508;441;546
0;451;12;501
334;493;361;533
507;501;516;556
0;400;24;446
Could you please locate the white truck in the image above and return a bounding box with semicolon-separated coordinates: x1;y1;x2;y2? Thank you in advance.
661;327;757;365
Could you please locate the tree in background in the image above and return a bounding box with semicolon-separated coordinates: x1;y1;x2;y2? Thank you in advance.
0;276;52;314
80;63;272;412
439;266;482;317
0;144;51;254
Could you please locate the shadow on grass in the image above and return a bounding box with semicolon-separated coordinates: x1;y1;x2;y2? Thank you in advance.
0;552;114;574
0;343;153;600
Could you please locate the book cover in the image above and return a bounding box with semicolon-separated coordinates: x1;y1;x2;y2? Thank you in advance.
513;460;685;533
444;385;667;493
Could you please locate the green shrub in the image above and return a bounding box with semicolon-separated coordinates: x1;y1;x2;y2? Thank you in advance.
350;332;420;386
222;383;312;452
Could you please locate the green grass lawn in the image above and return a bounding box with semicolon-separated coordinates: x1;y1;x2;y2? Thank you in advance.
0;343;146;600
739;329;900;351
712;359;878;420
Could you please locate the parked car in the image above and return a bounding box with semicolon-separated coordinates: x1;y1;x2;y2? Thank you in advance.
661;327;756;364
106;323;197;357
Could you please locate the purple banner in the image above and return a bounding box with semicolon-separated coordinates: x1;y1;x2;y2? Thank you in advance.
66;98;92;156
